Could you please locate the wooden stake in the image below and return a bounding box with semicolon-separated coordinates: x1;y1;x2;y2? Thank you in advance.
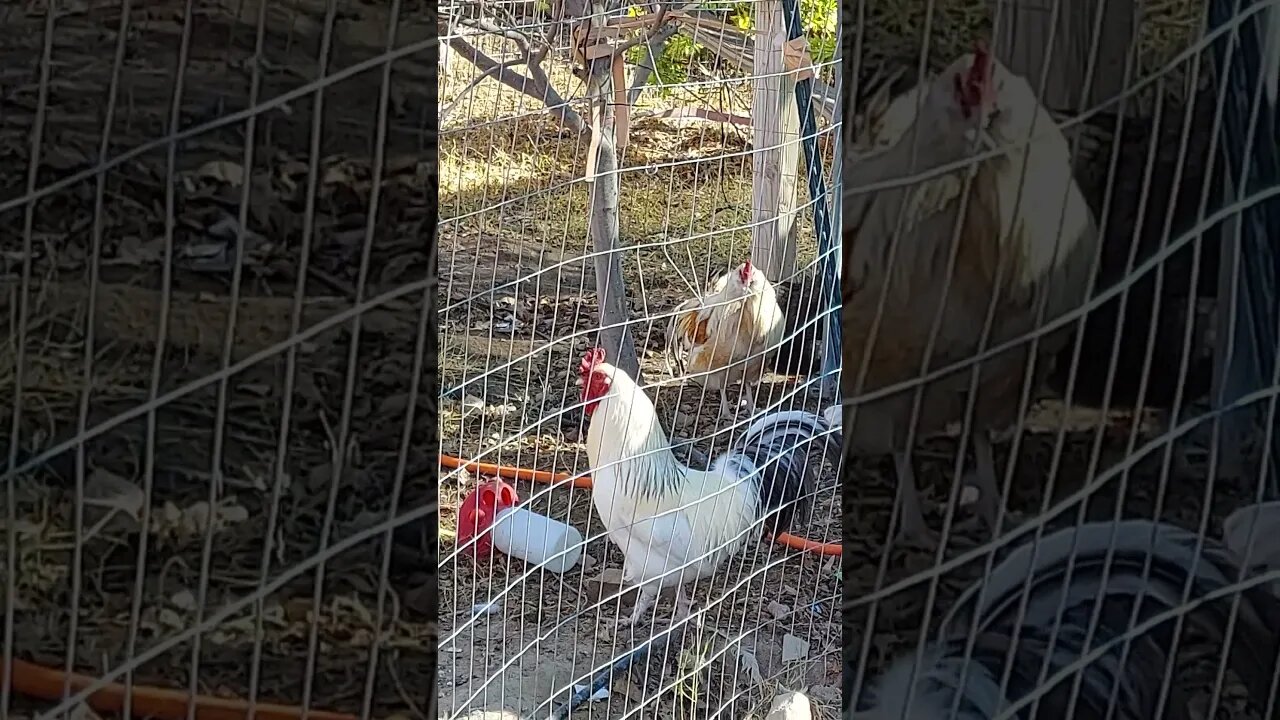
611;54;630;153
781;36;814;81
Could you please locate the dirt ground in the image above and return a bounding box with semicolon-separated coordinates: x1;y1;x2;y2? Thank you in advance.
1;1;435;717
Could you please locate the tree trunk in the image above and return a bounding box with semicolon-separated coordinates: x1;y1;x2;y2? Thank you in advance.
582;3;640;380
587;129;641;379
628;26;678;104
750;0;801;282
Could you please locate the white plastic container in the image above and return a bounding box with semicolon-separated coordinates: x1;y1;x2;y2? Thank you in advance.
489;506;584;573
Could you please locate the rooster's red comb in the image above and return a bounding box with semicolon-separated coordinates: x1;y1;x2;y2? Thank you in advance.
739;260;753;281
580;347;606;376
968;40;991;86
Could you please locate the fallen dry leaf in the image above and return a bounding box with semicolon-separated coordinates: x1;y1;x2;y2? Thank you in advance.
737;645;764;684
82;468;145;534
781;633;810;664
194;159;246;186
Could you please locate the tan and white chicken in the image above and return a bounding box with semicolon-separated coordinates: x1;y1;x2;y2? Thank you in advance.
578;347;840;627
843;43;1098;545
665;261;786;418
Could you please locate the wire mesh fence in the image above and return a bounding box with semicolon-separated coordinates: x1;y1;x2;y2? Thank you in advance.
839;0;1280;716
438;0;843;716
1;2;434;720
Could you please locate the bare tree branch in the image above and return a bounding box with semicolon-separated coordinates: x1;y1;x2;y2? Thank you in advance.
610;3;669;57
457;16;537;53
444;35;587;133
619;3;699;105
439;56;521;126
627;24;678;103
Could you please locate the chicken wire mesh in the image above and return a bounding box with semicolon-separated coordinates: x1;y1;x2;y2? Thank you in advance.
0;2;434;720
438;0;843;716
838;0;1280;716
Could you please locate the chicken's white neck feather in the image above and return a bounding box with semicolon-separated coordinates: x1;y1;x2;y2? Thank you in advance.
585;365;684;499
981;77;1096;294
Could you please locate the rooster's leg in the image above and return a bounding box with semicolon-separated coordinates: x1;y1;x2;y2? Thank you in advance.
968;431;1003;530
673;584;701;627
606;582;660;628
741;383;757;415
718;388;738;420
893;450;935;548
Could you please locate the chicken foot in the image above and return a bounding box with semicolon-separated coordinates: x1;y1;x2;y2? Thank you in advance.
893;450;937;549
603;582;660;628
962;431;1003;532
718;383;756;420
718;388;737;419
893;436;1008;549
673;584;702;628
603;582;703;630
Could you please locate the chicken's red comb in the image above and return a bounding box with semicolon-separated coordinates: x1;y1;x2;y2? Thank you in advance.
968;40;992;87
739;260;753;281
580;347;606;376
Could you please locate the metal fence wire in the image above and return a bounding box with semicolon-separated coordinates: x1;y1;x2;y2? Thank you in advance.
438;0;842;716
438;0;1280;715
1;2;435;720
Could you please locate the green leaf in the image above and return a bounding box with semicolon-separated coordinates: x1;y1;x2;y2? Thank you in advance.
631;0;838;96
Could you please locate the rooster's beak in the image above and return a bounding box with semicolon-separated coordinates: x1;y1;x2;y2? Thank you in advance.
574;377;584;387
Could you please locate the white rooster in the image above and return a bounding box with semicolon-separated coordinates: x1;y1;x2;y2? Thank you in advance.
665;260;786;419
843;43;1098;545
578;347;840;626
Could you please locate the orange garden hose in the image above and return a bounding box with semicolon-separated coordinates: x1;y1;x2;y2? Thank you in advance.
439;454;842;556
3;657;356;720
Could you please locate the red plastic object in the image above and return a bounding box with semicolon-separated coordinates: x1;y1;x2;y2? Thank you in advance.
456;478;519;556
